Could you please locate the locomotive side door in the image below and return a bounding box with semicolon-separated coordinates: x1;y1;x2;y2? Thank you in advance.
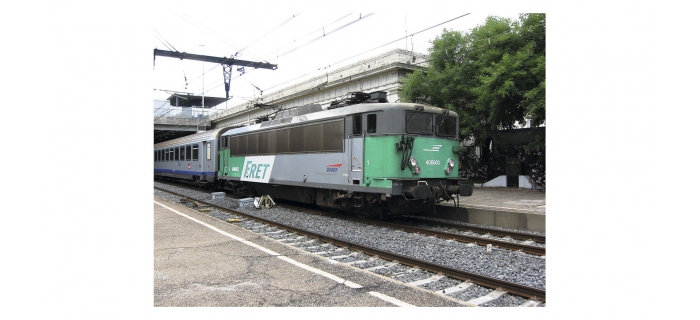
348;114;363;185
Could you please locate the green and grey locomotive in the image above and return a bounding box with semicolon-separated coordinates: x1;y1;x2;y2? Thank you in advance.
155;92;472;218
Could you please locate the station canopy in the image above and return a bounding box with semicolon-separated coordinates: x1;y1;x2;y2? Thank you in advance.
167;93;230;108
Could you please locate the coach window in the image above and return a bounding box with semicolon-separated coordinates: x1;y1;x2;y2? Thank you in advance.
353;115;362;135
185;145;191;161
367;114;377;133
154;151;157;161
174;147;180;162
192;144;199;161
170;148;174;161
206;142;211;160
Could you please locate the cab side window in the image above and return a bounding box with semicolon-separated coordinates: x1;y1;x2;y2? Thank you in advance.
367;114;377;133
353;115;362;135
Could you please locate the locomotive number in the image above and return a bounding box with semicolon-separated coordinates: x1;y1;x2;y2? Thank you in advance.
426;160;441;166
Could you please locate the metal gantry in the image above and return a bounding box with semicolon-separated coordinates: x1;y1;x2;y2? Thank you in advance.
154;49;278;99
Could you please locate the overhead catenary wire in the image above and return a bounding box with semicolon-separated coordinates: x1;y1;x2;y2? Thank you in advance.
272;13;374;61
157;13;303;96
176;13;265;62
154;34;174;52
180;13;244;48
260;13;472;93
196;13;377;96
262;13;353;60
199;13;470;96
326;13;471;70
236;13;301;59
154;29;178;52
163;13;524;108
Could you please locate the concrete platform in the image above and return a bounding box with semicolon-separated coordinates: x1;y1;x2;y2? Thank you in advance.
154;195;474;307
436;187;546;233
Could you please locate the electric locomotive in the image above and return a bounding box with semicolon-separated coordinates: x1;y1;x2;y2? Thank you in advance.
215;92;472;217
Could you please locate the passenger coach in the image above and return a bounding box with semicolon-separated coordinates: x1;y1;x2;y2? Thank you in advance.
154;127;228;184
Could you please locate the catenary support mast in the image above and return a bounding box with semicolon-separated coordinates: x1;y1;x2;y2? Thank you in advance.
154;48;277;99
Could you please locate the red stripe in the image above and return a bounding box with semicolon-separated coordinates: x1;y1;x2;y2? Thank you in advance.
326;163;343;168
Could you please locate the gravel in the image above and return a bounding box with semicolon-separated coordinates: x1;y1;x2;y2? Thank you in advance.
154;183;546;307
450;284;493;301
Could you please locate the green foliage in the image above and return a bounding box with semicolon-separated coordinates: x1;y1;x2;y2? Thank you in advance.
399;14;546;150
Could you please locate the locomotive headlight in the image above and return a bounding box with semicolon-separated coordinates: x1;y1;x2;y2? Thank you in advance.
414;165;421;174
409;157;417;168
445;158;455;174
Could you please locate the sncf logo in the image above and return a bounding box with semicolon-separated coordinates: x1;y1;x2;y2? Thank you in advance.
326;163;342;172
423;145;443;152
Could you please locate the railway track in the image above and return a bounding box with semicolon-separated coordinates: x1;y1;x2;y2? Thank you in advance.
154;185;546;304
157;180;545;249
286;206;545;256
399;217;546;244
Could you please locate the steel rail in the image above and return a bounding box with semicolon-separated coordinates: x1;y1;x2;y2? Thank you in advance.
285;207;545;256
401;217;546;243
154;187;546;302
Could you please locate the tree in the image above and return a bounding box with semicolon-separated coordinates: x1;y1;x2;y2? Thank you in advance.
399;14;546;151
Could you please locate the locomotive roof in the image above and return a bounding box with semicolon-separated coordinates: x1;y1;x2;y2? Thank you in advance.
220;102;457;137
153;126;231;149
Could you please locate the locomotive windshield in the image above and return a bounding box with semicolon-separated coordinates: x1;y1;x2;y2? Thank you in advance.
436;115;457;137
406;112;433;135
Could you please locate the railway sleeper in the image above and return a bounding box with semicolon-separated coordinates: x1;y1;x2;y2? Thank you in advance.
437;282;474;295
467;290;507;306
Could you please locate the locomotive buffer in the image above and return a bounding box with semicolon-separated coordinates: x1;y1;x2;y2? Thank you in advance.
153;49;278;99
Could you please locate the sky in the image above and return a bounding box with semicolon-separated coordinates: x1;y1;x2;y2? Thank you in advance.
152;12;520;110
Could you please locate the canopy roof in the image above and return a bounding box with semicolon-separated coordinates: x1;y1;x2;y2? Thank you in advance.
167;93;230;108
